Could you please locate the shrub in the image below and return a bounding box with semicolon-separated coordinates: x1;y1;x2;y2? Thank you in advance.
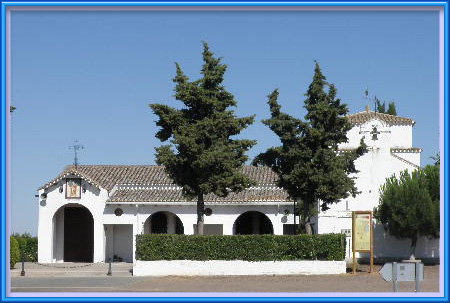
23;237;38;262
12;233;38;262
374;166;439;260
136;234;346;261
10;236;20;269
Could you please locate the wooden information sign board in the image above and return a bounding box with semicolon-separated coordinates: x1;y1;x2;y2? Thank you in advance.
352;211;374;273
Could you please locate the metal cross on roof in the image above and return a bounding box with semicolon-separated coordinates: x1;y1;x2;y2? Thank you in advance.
370;126;381;140
69;140;84;169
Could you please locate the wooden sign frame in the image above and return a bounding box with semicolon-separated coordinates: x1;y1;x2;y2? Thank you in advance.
352;211;374;273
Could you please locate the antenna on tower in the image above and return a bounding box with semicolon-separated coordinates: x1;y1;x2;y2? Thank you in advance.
69;140;84;169
363;87;371;112
364;87;369;99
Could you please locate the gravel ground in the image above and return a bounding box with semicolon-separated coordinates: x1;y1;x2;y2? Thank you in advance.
118;265;440;293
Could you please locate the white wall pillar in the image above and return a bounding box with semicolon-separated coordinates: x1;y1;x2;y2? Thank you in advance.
105;224;114;261
93;218;104;263
38;208;53;263
53;209;64;262
133;223;137;263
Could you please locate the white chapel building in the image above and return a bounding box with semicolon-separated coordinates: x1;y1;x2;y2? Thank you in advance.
37;108;439;263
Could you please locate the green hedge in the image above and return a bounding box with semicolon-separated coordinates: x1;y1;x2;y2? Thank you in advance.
10;236;20;269
136;234;346;261
12;233;38;262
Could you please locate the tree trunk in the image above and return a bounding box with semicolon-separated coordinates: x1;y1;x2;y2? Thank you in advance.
293;200;297;235
409;234;418;261
305;222;312;235
196;193;205;235
302;200;313;235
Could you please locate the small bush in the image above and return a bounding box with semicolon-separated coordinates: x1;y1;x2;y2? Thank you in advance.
10;236;20;269
23;237;38;262
136;234;346;261
12;233;38;262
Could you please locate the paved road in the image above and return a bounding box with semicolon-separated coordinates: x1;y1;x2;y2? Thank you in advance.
11;277;144;292
10;265;440;293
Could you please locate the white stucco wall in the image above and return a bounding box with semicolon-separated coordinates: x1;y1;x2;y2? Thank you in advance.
390;125;413;148
38;177;109;263
38;116;435;264
113;224;133;262
133;260;346;276
373;223;439;260
39;180;297;263
105;203;296;237
319;117;437;261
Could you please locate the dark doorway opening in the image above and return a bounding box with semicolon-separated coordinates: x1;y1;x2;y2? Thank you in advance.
234;211;274;235
64;206;93;262
151;212;167;234
146;211;184;234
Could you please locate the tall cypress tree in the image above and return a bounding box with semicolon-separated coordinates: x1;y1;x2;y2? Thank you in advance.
150;43;256;235
375;97;385;113
253;62;367;234
386;101;397;115
374;96;397;116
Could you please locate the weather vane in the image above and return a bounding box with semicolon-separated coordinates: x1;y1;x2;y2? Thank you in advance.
363;87;369;99
69;140;84;169
363;87;375;112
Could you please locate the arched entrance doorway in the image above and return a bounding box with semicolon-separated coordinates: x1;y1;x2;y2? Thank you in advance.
143;211;184;234
233;211;274;235
53;204;94;262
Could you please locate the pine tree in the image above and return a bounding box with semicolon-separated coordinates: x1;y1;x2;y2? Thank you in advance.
430;152;440;166
374;166;439;260
253;62;367;234
150;42;256;235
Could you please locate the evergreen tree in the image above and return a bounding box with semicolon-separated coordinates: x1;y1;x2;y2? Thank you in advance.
375;97;385;113
374;166;439;260
386;101;397;115
374;97;397;116
373;95;397;116
150;43;256;235
430;152;440;166
253;62;367;234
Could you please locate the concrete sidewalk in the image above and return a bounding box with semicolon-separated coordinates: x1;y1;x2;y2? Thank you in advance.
10;262;133;277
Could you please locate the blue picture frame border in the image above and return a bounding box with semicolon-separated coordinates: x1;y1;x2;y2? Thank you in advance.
0;1;447;302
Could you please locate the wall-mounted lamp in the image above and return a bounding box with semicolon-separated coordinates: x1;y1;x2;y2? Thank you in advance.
283;209;290;216
82;185;87;193
204;208;213;216
40;193;47;199
59;186;63;193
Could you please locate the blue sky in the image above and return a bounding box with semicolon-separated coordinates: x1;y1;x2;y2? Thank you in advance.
10;10;439;235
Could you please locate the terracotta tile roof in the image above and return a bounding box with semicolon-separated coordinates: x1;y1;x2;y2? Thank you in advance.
390;153;421;169
107;186;290;203
346;111;415;125
391;147;422;153
39;165;279;191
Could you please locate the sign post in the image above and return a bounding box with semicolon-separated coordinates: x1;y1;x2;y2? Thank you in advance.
352;211;374;273
379;261;424;292
392;262;398;292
